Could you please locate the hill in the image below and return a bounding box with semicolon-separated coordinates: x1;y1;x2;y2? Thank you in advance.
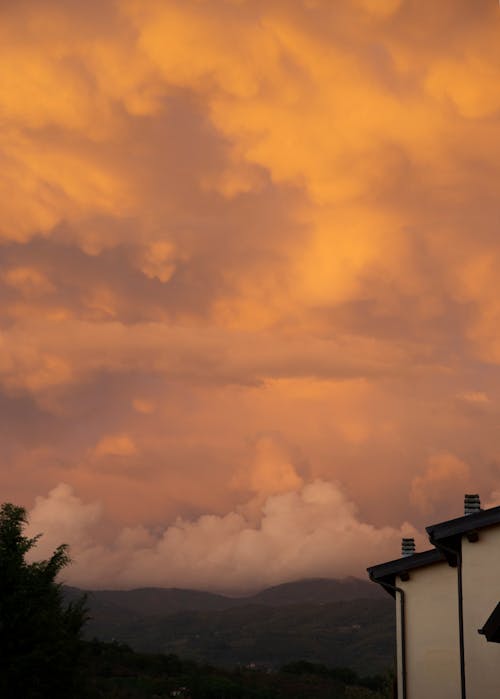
65;577;385;618
65;578;393;675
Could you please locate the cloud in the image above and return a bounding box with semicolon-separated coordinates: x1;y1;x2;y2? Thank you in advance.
132;398;156;414
244;436;304;495
0;318;428;398
3;266;55;297
485;490;500;510
94;433;138;457
457;391;490;406
410;452;472;515
27;483;101;561
1;0;500;587
27;480;419;592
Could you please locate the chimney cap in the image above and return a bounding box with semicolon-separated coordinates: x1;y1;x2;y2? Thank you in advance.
464;494;481;515
401;537;416;557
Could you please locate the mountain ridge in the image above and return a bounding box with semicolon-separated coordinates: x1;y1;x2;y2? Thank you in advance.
64;577;393;674
65;576;386;617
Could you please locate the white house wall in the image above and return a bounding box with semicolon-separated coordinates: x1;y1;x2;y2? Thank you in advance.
462;526;500;698
397;561;461;699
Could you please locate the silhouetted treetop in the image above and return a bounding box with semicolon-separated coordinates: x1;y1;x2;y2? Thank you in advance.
0;501;87;698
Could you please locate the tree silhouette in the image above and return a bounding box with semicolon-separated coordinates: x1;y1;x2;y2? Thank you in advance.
0;502;88;698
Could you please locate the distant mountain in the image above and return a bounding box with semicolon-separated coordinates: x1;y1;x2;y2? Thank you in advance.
65;578;393;674
66;577;385;618
249;577;385;607
66;585;238;618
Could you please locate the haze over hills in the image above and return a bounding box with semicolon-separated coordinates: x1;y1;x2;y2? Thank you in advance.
65;578;394;674
66;577;385;618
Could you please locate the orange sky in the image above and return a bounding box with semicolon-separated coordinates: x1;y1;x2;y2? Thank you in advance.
2;0;500;591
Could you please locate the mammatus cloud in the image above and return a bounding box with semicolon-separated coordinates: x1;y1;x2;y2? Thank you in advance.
2;1;500;587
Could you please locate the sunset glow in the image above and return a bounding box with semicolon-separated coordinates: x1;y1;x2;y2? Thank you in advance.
2;0;500;591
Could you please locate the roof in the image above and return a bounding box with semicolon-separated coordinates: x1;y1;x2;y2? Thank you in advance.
367;549;445;596
367;505;500;595
478;602;500;643
426;506;500;564
426;506;500;541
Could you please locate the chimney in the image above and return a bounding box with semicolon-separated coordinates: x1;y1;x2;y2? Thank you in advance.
464;493;481;515
401;537;416;557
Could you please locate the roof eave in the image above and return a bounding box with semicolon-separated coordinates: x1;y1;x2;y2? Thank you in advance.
367;548;445;593
426;506;500;542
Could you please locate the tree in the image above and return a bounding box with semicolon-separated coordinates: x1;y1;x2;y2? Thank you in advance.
0;502;88;698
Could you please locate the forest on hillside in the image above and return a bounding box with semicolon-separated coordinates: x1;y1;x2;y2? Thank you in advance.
78;641;396;698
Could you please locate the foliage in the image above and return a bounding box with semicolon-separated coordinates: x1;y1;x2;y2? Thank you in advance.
82;640;394;698
82;594;394;676
0;502;88;698
282;660;395;697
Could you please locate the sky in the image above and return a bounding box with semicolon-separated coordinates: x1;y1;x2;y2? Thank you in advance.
1;0;500;592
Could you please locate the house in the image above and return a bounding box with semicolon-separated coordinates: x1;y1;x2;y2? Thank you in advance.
367;495;500;699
